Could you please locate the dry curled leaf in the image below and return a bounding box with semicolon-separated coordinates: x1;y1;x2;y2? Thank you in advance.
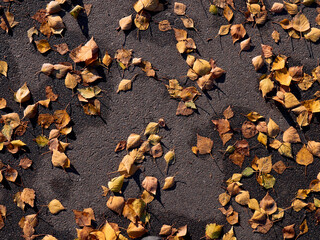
142;176;158;195
230;24;246;44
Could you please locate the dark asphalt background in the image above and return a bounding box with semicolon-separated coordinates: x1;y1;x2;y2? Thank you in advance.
1;0;320;239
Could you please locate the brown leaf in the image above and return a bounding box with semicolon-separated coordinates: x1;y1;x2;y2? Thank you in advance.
252;55;264;71
223;106;234;119
260;192;277;215
239;38;251;53
142;176;158;195
159;20;172;31
241;121;258;138
270;3;284;13
21;188;35;207
229;151;245;167
54;109;70;129
261;44;273;58
115;141;126;152
107;196;125;215
150;143;163;158
174;2;186;15
283;224;295;239
230;24;246;44
32;9;47;23
45;86;58;101
115;48;132;69
69;37;99;65
54;43;69;55
176;101;194;116
19;157;32;169
272;160;287;174
73;208;95;227
4;165;18;182
283;126;301;143
196;134;213;154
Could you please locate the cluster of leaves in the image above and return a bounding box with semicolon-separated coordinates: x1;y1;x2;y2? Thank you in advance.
192;105;320;239
254;46;320;128
69;120;186;239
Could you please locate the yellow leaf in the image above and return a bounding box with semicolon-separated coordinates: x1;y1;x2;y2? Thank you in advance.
48;199;65;214
274;68;292;86
292;199;308;212
108;175;124;192
283;1;298;15
248;198;260;211
117;79;132;93
292;13;310;32
235;190;250;206
271;55;286;71
257;132;267;146
304;28;320;42
35;39;51;54
296;145;313;167
52;149;70;168
223;5;233;22
284;92;300;109
259;77;274;97
0;61;8;77
14;82;31;103
267;118;279;138
162;176;175;190
205;223;223;239
192;59;211;76
219;192;231;206
217;24;231;36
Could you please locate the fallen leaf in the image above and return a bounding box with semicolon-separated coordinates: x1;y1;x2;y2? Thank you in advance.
142;176;158;195
296;145;313;167
283;1;298;15
272;30;280;43
241;121;258;138
174;2;186;15
272;160;287;174
260;192;277;215
196;134;213;154
0;61;8;77
163;176;175;190
108;175;124;192
283;126;301;143
223;5;233;22
292;13;310;32
107;196;125;215
127;222;147;239
283;224;295;239
230;24;246;43
48;199;65;214
205;223;223;239
117;79;132;93
252;55;264;71
52;149;70;168
159;20;172;31
217;24;231;36
14;82;30;103
150;143;163;158
19;157;32;169
21;188;35;208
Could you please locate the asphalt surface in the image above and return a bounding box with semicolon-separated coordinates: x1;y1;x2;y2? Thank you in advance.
1;0;320;239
